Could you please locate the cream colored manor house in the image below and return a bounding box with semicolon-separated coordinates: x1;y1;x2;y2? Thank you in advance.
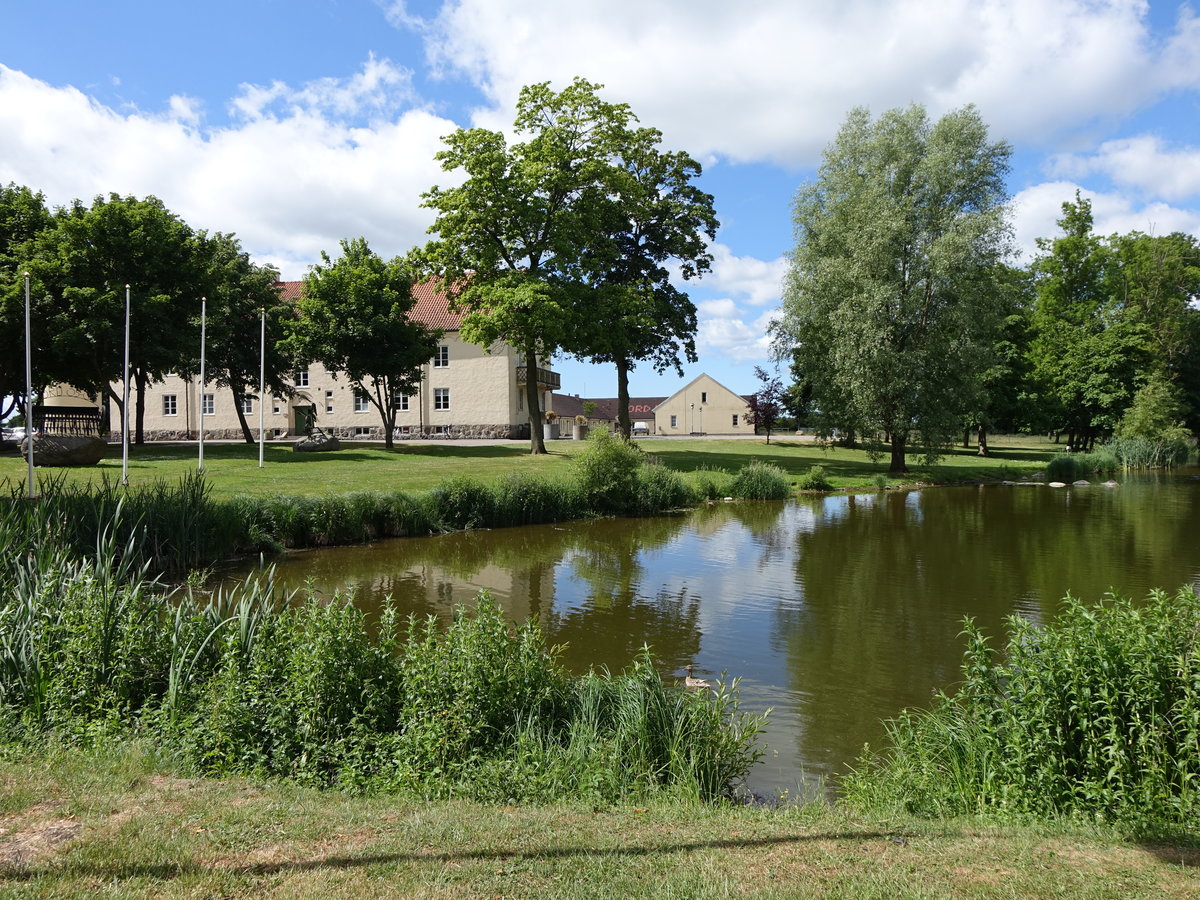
131;280;560;442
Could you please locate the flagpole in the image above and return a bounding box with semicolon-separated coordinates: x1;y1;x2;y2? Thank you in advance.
121;284;130;486
23;272;34;499
258;307;266;468
198;296;206;473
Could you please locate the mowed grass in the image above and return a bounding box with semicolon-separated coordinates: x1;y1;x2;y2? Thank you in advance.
1;742;1196;899
0;433;1060;500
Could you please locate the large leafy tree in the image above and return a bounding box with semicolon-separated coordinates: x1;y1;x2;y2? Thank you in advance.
0;184;54;422
421;78;634;453
1029;195;1149;449
196;232;297;443
282;237;440;450
22;194;205;443
775;104;1013;473
569;127;718;439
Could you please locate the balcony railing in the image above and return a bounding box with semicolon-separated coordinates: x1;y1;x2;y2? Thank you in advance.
515;366;561;389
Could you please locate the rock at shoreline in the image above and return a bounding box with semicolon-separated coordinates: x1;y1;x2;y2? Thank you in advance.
21;434;106;467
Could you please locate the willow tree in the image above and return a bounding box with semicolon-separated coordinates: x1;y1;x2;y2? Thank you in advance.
421;78;635;453
775;105;1012;473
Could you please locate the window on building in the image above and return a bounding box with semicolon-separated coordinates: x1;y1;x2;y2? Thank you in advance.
354;390;369;413
162;394;177;416
272;397;282;415
325;390;334;414
241;395;254;415
701;391;708;403
732;414;739;427
670;414;677;428
394;394;409;411
294;369;309;387
433;345;449;368
201;393;214;416
354;426;371;437
434;388;450;410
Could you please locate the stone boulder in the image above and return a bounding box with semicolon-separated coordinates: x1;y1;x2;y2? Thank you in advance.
294;433;342;452
22;434;107;467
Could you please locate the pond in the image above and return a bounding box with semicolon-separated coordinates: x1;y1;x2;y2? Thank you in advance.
226;470;1200;800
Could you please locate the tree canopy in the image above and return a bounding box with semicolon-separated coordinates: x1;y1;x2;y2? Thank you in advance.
567;125;718;439
282;237;440;450
422;78;642;453
775;104;1013;472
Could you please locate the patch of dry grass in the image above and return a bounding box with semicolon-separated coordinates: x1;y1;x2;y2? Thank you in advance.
0;742;1195;899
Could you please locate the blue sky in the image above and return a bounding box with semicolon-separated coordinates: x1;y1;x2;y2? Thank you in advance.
2;0;1198;398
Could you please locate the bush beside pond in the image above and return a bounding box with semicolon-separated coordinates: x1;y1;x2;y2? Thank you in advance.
843;586;1200;838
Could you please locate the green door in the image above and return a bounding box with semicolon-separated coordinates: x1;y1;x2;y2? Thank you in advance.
293;405;313;436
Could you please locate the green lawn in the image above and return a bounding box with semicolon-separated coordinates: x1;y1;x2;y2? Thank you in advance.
1;742;1195;899
0;434;1061;500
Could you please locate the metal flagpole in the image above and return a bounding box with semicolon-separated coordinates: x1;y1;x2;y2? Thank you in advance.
198;297;206;473
121;285;130;486
258;307;266;468
23;273;34;499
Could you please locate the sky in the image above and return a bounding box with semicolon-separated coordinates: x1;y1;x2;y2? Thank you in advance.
2;0;1199;399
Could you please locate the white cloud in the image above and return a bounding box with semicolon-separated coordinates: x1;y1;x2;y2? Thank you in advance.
1048;135;1200;202
705;244;788;307
411;0;1194;166
0;63;454;279
1011;180;1200;259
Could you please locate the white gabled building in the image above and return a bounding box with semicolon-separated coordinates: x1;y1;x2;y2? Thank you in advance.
130;279;560;442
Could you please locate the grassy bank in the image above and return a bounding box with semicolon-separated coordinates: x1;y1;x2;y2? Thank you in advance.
0;433;1062;499
1;742;1197;898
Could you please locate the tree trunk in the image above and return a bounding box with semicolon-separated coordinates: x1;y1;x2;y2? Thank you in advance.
233;399;254;443
615;355;632;440
134;370;148;444
889;432;908;473
963;427;971;448
977;424;989;457
525;343;546;454
378;378;395;450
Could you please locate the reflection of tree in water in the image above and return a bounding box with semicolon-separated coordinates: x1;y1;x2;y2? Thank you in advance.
545;516;702;674
776;479;1200;783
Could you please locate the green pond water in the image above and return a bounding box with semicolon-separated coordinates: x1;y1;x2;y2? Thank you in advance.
227;470;1200;800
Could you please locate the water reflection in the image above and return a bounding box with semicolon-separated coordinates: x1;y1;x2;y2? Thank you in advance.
227;472;1200;801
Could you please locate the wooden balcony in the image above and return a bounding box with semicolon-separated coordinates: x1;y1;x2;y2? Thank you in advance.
515;366;561;389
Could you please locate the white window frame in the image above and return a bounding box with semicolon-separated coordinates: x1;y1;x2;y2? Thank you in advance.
670;414;677;428
433;345;449;368
162;394;177;416
272;397;282;415
325;390;334;414
241;395;254;415
434;387;450;411
394;394;410;412
354;390;370;413
201;393;214;416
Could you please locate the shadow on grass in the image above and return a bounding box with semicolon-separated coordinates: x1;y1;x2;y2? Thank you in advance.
1;831;910;882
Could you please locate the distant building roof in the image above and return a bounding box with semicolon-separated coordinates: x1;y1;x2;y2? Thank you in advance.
551;394;666;421
275;278;463;332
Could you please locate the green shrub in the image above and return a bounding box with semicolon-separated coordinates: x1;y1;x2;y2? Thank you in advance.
1045;454;1085;482
429;476;496;531
794;464;833;493
688;466;732;501
492;472;584;527
636;462;695;515
843;586;1200;836
574;430;644;514
729;461;792;499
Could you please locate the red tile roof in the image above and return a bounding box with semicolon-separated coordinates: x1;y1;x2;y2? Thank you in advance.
275;277;463;332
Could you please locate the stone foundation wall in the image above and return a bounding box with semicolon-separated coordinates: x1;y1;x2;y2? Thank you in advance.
120;424;526;442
